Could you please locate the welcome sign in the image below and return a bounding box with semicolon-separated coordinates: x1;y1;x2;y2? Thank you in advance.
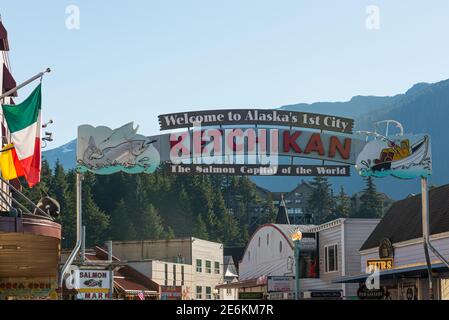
159;109;354;133
77;109;366;176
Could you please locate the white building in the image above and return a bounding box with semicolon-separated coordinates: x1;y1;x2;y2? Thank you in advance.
111;237;228;300
221;256;239;300
234;216;379;299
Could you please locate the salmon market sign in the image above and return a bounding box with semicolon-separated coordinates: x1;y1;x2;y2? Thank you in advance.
76;109;432;178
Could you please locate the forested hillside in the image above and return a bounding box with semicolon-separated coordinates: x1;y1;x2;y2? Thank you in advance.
17;160;386;249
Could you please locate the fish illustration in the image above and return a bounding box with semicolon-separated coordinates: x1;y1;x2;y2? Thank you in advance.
78;123;161;174
83;136;156;168
83;279;103;287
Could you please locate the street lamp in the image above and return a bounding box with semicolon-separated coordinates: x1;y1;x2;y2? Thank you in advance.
291;229;302;300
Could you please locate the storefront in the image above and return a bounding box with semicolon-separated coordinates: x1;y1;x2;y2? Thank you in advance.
334;184;449;300
0;216;61;300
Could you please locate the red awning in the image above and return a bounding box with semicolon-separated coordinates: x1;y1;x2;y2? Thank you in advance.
0;21;9;51
3;64;17;96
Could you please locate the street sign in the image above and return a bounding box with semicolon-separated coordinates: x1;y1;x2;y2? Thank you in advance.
160;286;182;300
267;276;294;293
238;292;264;300
74;269;111;300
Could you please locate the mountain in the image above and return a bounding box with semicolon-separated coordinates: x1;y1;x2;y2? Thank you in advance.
253;79;449;199
43;139;76;169
43;79;449;199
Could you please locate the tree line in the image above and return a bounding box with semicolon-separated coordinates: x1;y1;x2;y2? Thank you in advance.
18;160;387;249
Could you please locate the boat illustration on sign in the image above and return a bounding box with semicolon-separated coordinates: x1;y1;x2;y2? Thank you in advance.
355;121;431;179
370;136;428;172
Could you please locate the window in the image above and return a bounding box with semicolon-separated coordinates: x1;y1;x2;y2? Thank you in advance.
206;260;212;273
196;259;202;273
196;286;202;300
173;264;176;286
258;237;261;247
295;199;301;204
164;264;168;286
181;266;185;285
279;241;283;253
206;287;212;300
267;234;270;246
214;261;220;274
226;288;232;295
325;244;338;273
248;251;251;261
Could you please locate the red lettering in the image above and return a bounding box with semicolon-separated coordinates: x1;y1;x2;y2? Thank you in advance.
304;133;325;156
329;136;351;159
283;131;302;153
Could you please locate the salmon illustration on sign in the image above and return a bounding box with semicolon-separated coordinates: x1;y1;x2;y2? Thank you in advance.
76;122;161;175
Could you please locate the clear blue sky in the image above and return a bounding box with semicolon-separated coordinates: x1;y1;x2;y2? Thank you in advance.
2;1;449;147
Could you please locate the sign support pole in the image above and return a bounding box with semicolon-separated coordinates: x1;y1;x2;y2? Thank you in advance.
59;172;83;299
421;176;434;300
294;240;300;300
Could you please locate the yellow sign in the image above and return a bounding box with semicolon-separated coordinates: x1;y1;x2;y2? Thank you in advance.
366;258;394;272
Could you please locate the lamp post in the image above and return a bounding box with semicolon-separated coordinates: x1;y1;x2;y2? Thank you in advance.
291;229;302;300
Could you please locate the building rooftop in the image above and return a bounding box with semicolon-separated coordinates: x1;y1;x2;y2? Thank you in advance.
360;184;449;251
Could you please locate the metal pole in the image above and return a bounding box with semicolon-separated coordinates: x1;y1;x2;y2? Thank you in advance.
421;177;434;300
81;225;86;262
59;172;83;298
0;68;51;99
294;240;300;300
107;241;114;300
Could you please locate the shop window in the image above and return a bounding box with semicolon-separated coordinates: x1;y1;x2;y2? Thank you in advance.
206;287;212;300
196;259;202;273
181;265;185;285
196;286;202;300
325;244;338;273
164;264;168;286
214;261;220;274
206;260;212;273
173;264;176;286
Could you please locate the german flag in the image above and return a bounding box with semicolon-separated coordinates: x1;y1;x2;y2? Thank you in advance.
0;143;25;180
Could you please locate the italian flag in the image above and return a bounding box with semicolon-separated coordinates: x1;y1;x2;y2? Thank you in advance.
1;84;42;187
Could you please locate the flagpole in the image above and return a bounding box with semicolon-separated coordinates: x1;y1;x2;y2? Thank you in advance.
0;68;51;100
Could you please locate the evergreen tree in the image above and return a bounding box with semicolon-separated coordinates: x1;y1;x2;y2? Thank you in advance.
355;177;383;218
335;186;351;219
307;177;335;224
139;204;164;240
165;226;175;240
82;173;110;246
110;198;137;241
193;214;209;240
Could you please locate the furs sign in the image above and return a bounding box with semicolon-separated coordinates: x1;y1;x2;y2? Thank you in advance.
159;109;366;177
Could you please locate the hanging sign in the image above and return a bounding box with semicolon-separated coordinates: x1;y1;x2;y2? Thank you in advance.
159;109;355;134
355;134;431;179
77;122;161;174
74;269;111;300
